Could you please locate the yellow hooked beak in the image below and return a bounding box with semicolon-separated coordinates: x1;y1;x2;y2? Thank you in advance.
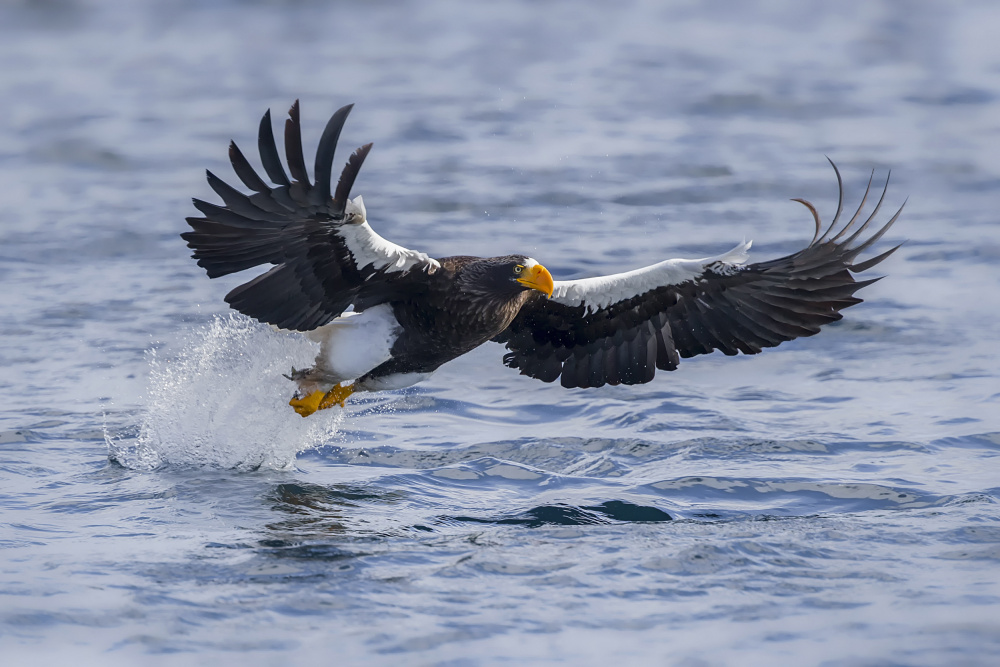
516;263;554;298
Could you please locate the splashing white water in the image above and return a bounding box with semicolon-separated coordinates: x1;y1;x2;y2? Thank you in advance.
108;315;341;470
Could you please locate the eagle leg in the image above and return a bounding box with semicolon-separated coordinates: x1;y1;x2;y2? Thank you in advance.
288;383;355;417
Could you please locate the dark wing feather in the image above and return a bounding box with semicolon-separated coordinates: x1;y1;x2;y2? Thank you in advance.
312;103;354;205
257;109;290;187
181;102;438;331
498;165;904;388
283;100;310;185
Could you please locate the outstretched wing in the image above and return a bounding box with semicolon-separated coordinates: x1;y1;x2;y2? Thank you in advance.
181;101;440;331
497;163;905;388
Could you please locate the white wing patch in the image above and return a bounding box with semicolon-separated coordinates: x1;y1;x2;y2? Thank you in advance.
338;196;441;274
551;241;752;313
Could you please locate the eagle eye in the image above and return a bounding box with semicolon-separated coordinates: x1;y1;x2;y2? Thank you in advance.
513;265;524;274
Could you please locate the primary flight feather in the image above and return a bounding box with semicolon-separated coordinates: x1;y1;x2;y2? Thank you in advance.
181;101;903;416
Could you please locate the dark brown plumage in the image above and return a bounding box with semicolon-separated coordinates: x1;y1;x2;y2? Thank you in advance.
367;255;541;378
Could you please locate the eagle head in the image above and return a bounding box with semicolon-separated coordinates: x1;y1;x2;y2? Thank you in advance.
458;255;554;301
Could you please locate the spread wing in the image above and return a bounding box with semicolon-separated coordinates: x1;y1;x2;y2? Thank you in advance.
497;163;905;388
181;101;440;331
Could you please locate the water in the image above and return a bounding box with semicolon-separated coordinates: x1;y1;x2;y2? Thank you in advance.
2;0;999;664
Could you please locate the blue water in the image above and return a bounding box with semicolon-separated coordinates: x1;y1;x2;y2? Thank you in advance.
2;0;1000;664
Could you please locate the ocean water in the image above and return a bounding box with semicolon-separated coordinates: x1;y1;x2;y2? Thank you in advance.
1;0;999;664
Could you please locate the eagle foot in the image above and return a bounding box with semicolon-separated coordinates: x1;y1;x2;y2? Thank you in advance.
288;383;355;417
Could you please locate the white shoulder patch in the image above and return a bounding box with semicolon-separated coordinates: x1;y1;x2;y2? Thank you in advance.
338;196;441;274
550;240;751;312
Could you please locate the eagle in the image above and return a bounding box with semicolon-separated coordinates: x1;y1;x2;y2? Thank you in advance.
182;102;903;417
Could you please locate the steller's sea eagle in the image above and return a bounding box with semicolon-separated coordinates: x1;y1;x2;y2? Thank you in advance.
182;102;903;417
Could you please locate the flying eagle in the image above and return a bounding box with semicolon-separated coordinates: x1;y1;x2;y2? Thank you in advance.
182;102;903;417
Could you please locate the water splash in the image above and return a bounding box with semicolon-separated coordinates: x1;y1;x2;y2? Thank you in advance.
108;315;341;470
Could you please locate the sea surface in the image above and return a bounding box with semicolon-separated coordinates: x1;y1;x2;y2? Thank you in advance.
2;1;999;664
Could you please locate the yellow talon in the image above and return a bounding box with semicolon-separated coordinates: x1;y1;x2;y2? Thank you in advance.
289;390;325;417
319;383;355;410
288;383;355;417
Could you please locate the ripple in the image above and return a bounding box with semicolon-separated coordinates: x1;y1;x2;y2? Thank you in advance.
646;476;948;515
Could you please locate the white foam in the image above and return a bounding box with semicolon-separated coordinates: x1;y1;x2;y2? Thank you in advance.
107;314;340;470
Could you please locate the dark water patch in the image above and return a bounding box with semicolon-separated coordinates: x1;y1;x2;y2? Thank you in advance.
256;541;359;563
263;482;407;540
451;504;609;528
270;482;392;507
448;500;672;528
589;500;672;522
